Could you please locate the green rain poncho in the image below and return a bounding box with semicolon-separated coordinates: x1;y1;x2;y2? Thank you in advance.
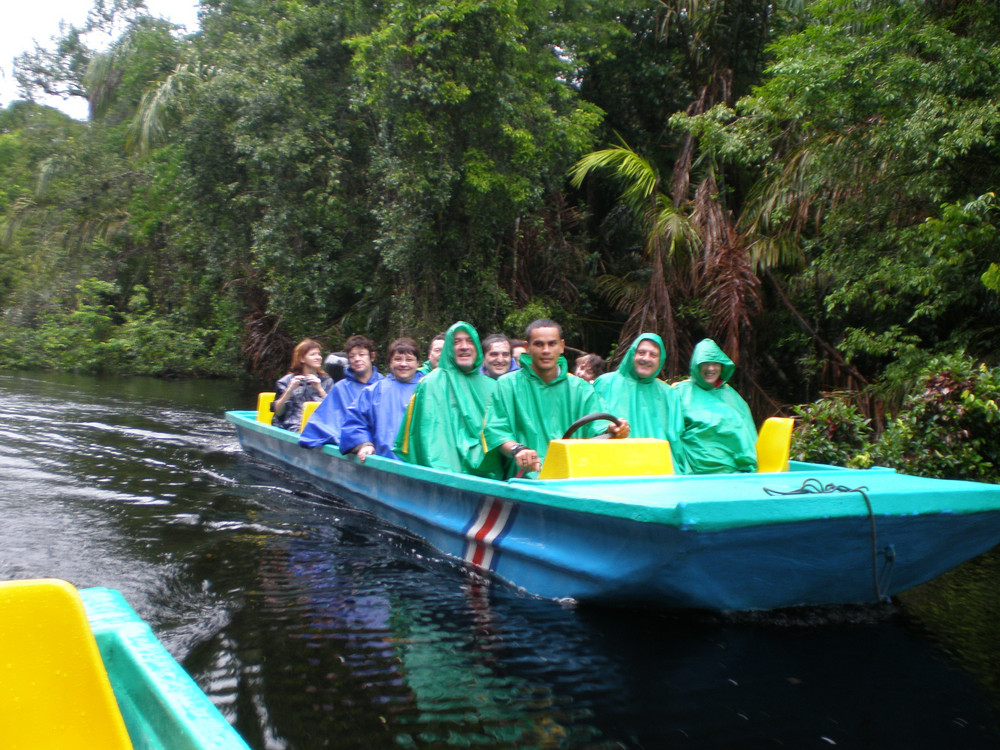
481;355;609;479
593;333;684;470
394;322;501;477
674;338;757;474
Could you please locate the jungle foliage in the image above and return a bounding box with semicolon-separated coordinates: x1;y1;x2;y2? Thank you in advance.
2;0;1000;479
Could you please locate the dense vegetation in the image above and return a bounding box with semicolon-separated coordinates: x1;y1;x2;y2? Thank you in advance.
2;0;999;477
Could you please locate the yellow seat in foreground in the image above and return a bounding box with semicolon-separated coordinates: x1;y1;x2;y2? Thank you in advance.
256;392;276;423
756;416;794;473
0;578;134;750
539;438;674;480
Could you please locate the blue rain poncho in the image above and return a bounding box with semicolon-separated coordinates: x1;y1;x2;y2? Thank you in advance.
394;322;502;478
482;355;609;479
339;373;424;460
299;367;384;448
593;333;684;469
674;338;757;474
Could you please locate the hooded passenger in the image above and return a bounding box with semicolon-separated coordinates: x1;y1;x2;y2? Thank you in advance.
339;338;424;462
593;333;684;468
674;338;757;474
482;319;628;479
394;322;502;477
299;335;384;448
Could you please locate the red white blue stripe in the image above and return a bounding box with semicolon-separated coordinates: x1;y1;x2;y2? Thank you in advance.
462;497;517;571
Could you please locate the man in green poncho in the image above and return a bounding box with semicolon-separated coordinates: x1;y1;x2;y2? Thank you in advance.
395;322;502;477
674;338;758;474
481;319;630;479
593;332;685;472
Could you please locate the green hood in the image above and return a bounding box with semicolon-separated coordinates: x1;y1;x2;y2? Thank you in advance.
440;321;484;373
617;332;666;383
689;338;735;390
394;321;500;477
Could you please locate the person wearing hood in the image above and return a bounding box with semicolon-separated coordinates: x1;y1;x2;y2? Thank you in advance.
298;335;384;448
674;338;757;474
482;319;629;480
394;322;502;477
593;333;684;469
339;338;424;462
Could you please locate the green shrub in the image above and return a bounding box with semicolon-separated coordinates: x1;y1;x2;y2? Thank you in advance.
791;396;873;467
874;354;1000;482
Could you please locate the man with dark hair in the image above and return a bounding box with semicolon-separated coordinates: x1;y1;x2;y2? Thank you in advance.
340;338;424;462
479;333;520;379
482;319;629;478
395;322;502;477
418;333;446;374
299;335;383;448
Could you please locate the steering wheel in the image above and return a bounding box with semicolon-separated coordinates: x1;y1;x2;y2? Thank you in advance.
561;412;622;440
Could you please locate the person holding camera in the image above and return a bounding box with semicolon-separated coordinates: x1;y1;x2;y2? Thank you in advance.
272;339;334;432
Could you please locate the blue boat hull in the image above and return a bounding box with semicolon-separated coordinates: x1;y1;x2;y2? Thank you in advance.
227;410;1000;611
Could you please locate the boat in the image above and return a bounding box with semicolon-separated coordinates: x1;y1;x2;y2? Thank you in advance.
0;577;250;750
226;407;1000;612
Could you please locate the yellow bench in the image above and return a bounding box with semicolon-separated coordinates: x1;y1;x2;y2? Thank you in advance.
0;578;134;750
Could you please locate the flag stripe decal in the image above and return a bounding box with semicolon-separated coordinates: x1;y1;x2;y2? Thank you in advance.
462;497;516;572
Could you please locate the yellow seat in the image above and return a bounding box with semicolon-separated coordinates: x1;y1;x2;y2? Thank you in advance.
539;438;674;479
256;392;276;423
0;578;134;750
300;400;321;432
756;416;793;473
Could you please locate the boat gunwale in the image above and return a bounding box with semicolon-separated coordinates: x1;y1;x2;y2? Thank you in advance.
226;410;1000;532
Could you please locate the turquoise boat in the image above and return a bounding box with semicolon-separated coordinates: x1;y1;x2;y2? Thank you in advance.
0;578;250;750
226;408;1000;612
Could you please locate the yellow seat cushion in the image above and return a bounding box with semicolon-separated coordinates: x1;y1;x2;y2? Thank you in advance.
0;578;133;750
256;392;276;423
756;416;794;473
539;438;674;479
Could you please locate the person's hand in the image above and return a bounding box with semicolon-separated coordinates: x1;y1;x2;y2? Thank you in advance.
301;374;320;388
608;418;630;439
513;447;541;474
357;444;376;463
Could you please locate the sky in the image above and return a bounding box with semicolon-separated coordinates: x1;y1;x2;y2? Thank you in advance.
1;0;201;120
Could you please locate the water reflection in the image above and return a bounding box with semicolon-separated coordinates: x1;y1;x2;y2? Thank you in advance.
2;372;1000;748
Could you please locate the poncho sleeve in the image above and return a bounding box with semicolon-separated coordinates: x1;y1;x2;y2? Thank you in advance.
339;385;377;456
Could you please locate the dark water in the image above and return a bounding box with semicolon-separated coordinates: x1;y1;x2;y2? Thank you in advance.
3;372;1000;749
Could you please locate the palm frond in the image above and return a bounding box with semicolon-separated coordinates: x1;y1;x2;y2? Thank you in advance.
569;144;658;213
129;62;206;156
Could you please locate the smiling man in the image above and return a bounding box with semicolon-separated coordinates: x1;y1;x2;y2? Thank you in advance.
394;322;502;477
339;338;424;462
482;319;629;479
593;333;684;470
479;334;520;379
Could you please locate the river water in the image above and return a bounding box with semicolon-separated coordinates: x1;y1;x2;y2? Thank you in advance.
3;371;1000;749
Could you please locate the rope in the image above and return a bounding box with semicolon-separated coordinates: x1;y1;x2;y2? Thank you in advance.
763;478;893;603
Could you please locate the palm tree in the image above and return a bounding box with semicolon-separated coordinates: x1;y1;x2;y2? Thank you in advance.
569;140;699;375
